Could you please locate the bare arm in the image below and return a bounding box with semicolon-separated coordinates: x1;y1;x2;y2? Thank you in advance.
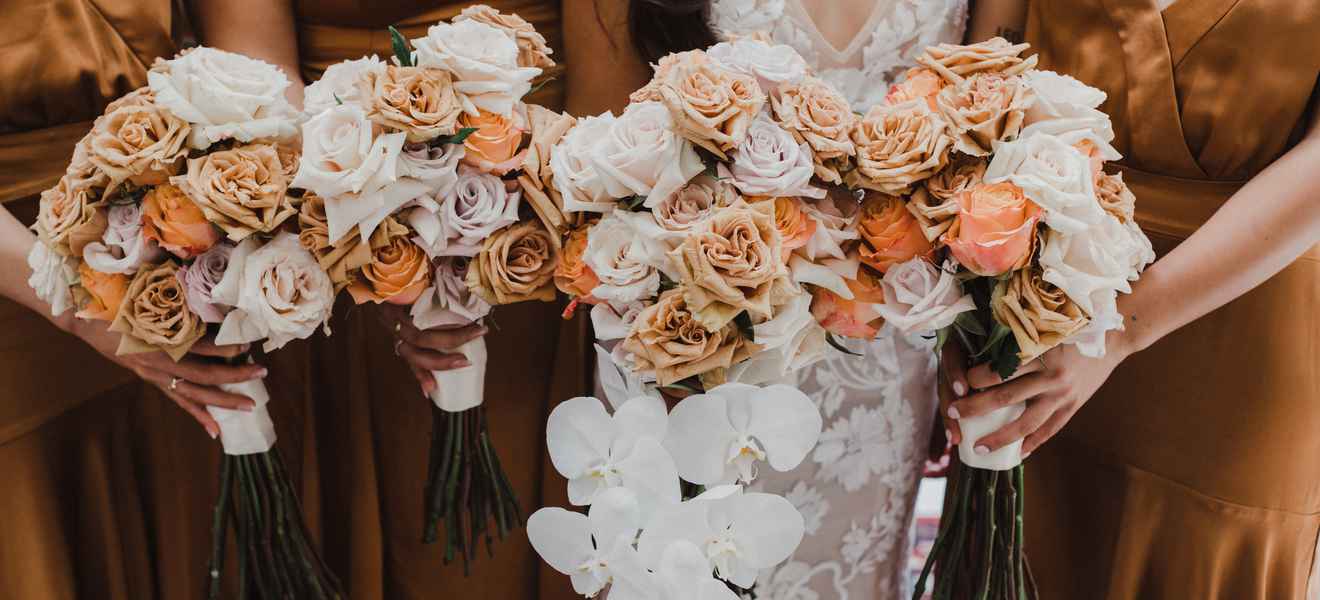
190;0;305;106
562;0;653;116
966;0;1027;43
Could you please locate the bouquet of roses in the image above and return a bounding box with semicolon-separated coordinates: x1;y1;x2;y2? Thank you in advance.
838;39;1154;600
524;36;926;599
292;5;565;569
26;47;343;598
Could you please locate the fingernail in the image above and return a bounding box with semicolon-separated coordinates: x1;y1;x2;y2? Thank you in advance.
1022;451;1033;460
208;428;219;440
456;359;472;369
952;381;967;397
944;429;953;442
255;368;268;379
243;402;256;412
974;445;990;456
947;406;961;420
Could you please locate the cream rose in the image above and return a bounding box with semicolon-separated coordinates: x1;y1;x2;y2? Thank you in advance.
719;112;824;199
412;19;542;116
86;88;190;187
620;288;752;387
846;99;954;195
213;232;335;352
36;174;106;257
647;50;765;159
148;47;297;148
409;164;521;257
1021;70;1113;143
934;72;1034;156
992;267;1089;362
360;65;464;142
411;257;493;330
465;220;560;304
670;201;794;330
549;112;620;213
984;131;1104;233
772;77;857;184
583;212;663;304
874;258;975;334
27;240;78;317
591;102;705;209
173;143;297;241
707;38;807;94
110;261;208;360
303;55;386;118
83;203;165;274
454;4;555;69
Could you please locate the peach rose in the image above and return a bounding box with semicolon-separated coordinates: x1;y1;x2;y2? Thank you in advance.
809;266;886;339
846;100;954;194
917;37;1038;84
646;50;766;159
360;64;463;142
466;220;560;304
76;263;129;322
173;143;297;241
459;108;527;175
772;196;817;254
141;183;220;259
885;67;946;106
620;287;753;387
944;182;1041;276
934;72;1034;156
36;174;107;257
454;4;555;69
297;193;373;291
109;260;207;360
1095;171;1136;222
857;193;933;273
554;221;600;299
86;88;190;187
671;201;795;330
347;220;432;305
992;267;1089;362
908;155;988;241
772;76;857;184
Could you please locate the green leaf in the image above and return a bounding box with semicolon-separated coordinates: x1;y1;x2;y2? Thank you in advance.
657;274;678;293
934;326;950;354
333;93;344;106
991;337;1023;380
620;195;648;211
733;311;755;343
527;76;556;97
954;311;986;337
388;25;413;67
435;127;478;146
826;333;863;357
974;321;1013;359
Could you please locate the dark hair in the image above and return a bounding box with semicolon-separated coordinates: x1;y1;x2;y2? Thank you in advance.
628;0;719;64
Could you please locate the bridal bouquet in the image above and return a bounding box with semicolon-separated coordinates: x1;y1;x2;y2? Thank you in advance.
26;47;343;598
292;5;562;568
849;39;1154;600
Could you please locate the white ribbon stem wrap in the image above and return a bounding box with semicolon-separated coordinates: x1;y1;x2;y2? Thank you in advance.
957;403;1026;471
429;337;487;412
210;378;277;456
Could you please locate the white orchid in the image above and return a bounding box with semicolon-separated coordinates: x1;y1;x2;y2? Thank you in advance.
663;383;822;486
528;487;644;597
636;487;805;589
610;540;741;600
546;395;680;515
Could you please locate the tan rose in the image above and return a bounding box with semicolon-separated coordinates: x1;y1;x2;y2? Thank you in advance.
771;196;817;253
554;221;600;299
66;133;111;191
36;174;107;257
347;220;432;305
857;193;934;273
141;183;220;259
647;50;765;159
772;76;857;184
76;262;129;322
620;287;754;387
360;64;463;142
670;201;794;330
454;4;555;69
653;174;738;235
917;37;1039;84
908;155;988;241
1095;171;1136;223
466;220;560;304
459;108;527;175
885;67;946;106
944;182;1041;276
518;105;577;235
109;260;207;360
934;72;1034;156
845;100;954;194
297;193;373;292
173;143;297;241
86;88;190;188
992;267;1089;362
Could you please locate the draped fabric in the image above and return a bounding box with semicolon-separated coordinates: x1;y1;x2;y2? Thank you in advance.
1023;1;1320;598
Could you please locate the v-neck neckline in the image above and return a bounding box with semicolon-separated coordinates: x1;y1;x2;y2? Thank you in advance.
789;0;891;63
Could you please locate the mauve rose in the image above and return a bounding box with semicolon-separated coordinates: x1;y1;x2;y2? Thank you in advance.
399;141;465;195
719;112;824;199
83;203;165;274
177;241;235;323
411;257;493;330
408;165;521;257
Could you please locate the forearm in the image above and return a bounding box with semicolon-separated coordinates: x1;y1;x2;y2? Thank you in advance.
1118;136;1320;355
0;205;71;329
966;0;1027;43
190;0;304;105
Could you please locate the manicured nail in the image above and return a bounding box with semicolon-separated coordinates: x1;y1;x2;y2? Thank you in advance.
242;402;256;412
255;368;268;378
944;428;952;442
952;381;966;397
456;359;472;369
1022;451;1032;460
947;406;961;419
208;428;219;440
974;445;989;456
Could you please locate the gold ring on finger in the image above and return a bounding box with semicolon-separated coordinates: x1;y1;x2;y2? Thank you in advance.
170;377;182;391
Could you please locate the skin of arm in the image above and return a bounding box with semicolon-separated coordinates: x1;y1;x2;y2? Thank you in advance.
562;0;652;116
190;0;306;105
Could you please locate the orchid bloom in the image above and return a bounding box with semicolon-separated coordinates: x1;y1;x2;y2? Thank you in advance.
609;540;741;600
663;383;822;485
527;487;644;597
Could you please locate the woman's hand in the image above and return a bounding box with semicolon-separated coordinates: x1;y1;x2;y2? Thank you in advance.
62;316;265;438
945;337;1131;457
375;304;487;395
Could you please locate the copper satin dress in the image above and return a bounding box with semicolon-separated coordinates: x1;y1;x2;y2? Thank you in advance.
293;2;588;598
0;1;320;598
1021;1;1320;598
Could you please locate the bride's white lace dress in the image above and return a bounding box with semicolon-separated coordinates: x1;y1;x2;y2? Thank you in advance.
708;1;968;597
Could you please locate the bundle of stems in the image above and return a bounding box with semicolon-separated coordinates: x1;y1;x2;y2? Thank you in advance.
207;451;344;600
421;405;522;572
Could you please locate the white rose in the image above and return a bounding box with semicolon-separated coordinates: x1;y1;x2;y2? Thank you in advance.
874;258;976;335
719;112;824;199
213;232;334;352
591;102;705;208
408;164;520;257
399;141;465;195
550;112;619;213
292;103;426;241
148;47;298;148
727;290;828;385
412;19;541;116
590;300;648;341
303;55;386;118
411;257;493;330
1022;70;1114;141
985;132;1104;233
82;203;165;274
798;194;860;261
583;212;664;303
708;38;807;93
26;240;77;317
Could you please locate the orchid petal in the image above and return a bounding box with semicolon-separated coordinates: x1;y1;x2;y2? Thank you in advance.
588;487;643;553
546;397;614;479
616;438;682;520
743;384;822;472
662;393;738;485
726;492;804;569
527;507;594;577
